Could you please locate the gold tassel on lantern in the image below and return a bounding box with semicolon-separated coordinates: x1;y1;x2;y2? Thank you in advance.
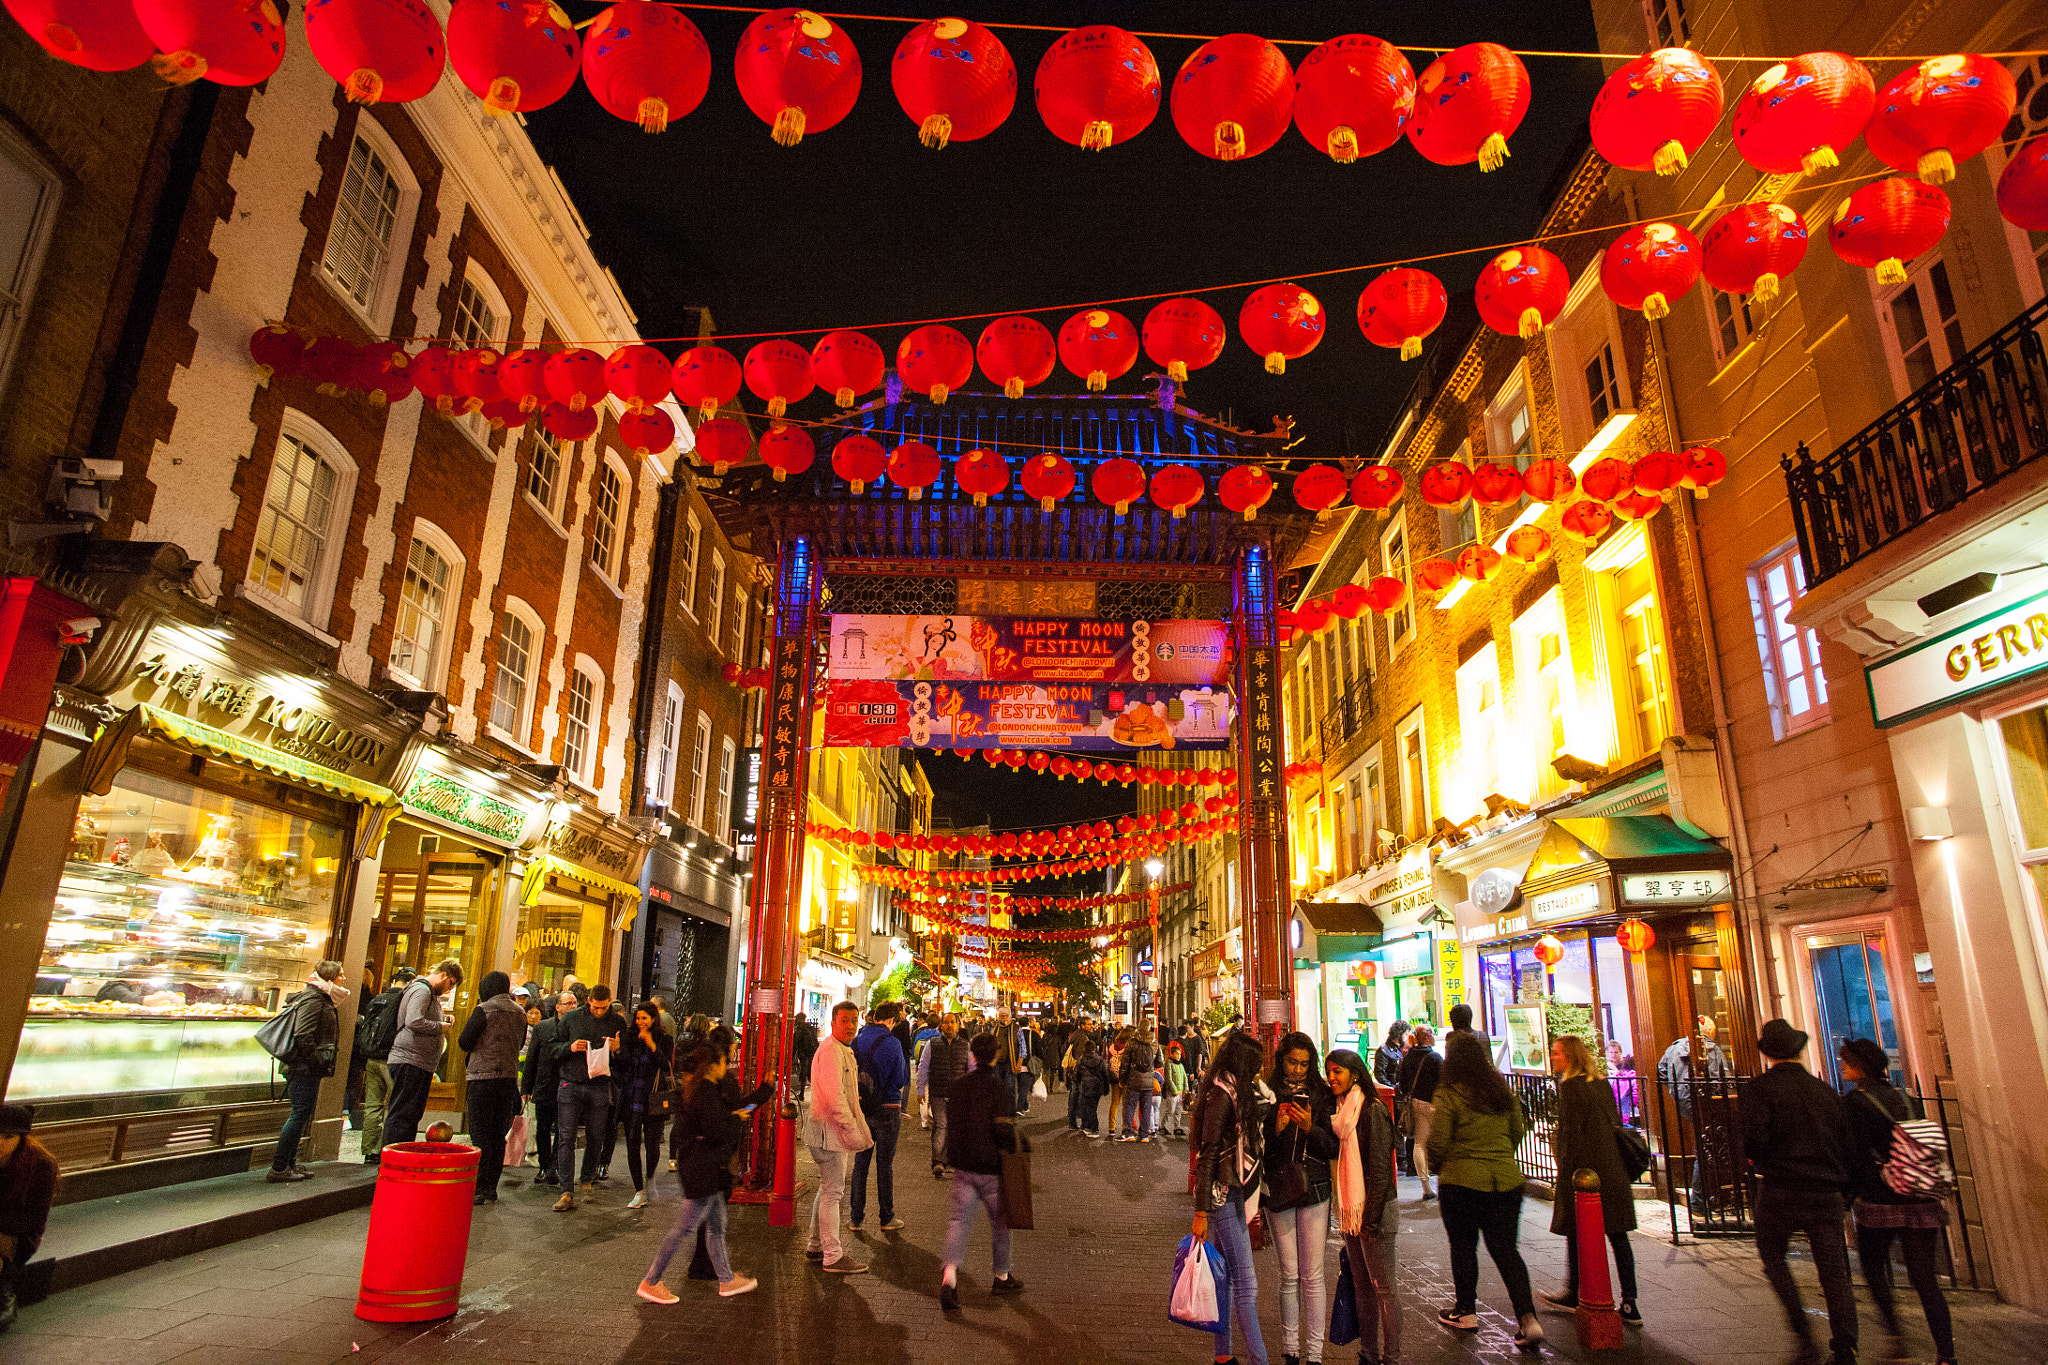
697;398;718;422
834;387;854;408
1876;257;1907;285
1038;495;1056;513
1399;336;1423;361
1326;127;1359;164
1518;308;1546;339
152;51;207;85
1642;293;1671;321
1214;122;1247;161
1918;149;1956;184
908;486;923;500
929;385;950;405
973;492;988;507
1477;131;1511;172
1751;273;1781;304
484;77;522;116
1114;499;1131;515
638;97;671;134
1004;378;1024;398
1263;352;1286;375
346;69;385;105
1081;119;1114;151
772;106;807;146
919;114;953;150
1801;144;1840;175
1241;505;1257;522
1167;361;1188;382
768;397;787;418
1652;140;1688;176
1087;370;1107;392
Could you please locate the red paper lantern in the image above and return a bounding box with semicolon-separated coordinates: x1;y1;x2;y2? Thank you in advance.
1293;33;1414;163
1091;457;1147;515
1456;545;1504;582
1559;499;1613;545
1701;202;1809;304
1867;54;2016;185
304;336;362;395
975;316;1055;399
1021;453;1075;511
476;398;524;431
541;401;598;443
582;1;710;132
1997;135;2048;231
1294;598;1333;634
1331;583;1369;620
887;441;942;499
1293;463;1348;512
306;0;445;104
809;330;884;409
1059;308;1140;391
1240;284;1325;374
1579;456;1633;504
830;433;886;493
693;415;751;474
619;408;674;457
544;348;607;413
1470;462;1525;509
452;346;503;410
1351;465;1405;511
955;448;1010;505
605;343;671;411
1521;457;1575;503
1683;446;1728;498
1829;177;1950;285
1033;24;1160;150
356;342;413;405
1357;268;1447;361
1365;575;1408;616
134;0;285;86
1172;33;1294;161
1407;42;1530;172
1413;558;1461;594
1150;464;1205;519
445;0;579;113
744;338;814;417
1218;465;1274;521
734;7;862;146
1420;461;1473;509
497;349;548;412
7;0;154;70
1589;47;1724;176
411;345;459;414
1476;247;1570;338
1503;525;1552;565
670;345;742;422
892;16;1016;149
1141;299;1227;383
1532;934;1565;967
1616;918;1657;954
897;324;974;404
760;424;815;482
1632;450;1687;500
248;324;307;381
1732;52;1876;175
1601;221;1703;320
1612;489;1664;521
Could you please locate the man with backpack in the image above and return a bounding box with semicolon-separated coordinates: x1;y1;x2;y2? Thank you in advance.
354;966;412;1164
1743;1019;1857;1365
850;1001;909;1232
1838;1036;1955;1364
1117;1029;1159;1141
266;960;347;1182
381;961;464;1154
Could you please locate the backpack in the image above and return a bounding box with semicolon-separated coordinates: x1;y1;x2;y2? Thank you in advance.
855;1036;885;1116
1862;1090;1955;1199
357;988;401;1061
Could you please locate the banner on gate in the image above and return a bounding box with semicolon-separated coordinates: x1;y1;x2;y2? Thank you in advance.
820;678;1236;750
826;614;1230;686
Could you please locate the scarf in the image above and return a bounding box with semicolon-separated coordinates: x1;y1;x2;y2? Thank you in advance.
305;974;349;1001
1331;1087;1367;1235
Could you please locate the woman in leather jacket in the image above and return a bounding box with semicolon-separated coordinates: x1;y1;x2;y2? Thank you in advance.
1191;1030;1273;1365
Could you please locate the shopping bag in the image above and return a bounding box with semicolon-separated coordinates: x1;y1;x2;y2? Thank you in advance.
503;1113;529;1168
584;1040;611;1079
1168;1234;1228;1335
1328;1246;1359;1346
1032;1076;1048;1101
1000;1149;1035;1230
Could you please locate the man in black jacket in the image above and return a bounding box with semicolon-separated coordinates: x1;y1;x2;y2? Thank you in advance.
1743;1018;1856;1365
355;967;412;1165
269;961;345;1183
549;986;624;1209
938;1034;1023;1310
522;990;573;1187
919;1013;971;1177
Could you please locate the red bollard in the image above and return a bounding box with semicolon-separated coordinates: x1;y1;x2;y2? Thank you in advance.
355;1142;481;1322
770;1100;799;1228
1571;1168;1624;1350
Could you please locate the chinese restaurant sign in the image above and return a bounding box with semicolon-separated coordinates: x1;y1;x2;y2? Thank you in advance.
821;678;1235;750
1620;870;1731;906
828;614;1230;686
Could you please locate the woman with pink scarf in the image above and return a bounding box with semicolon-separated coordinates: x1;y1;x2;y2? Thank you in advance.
1327;1049;1400;1365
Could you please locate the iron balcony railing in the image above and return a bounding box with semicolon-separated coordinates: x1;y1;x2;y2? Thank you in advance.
1318;677;1376;755
1784;294;2048;587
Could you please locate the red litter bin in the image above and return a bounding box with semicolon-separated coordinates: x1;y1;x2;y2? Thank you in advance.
355;1142;480;1322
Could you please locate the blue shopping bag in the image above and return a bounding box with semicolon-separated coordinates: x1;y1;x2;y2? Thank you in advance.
1328;1246;1359;1346
1168;1234;1229;1335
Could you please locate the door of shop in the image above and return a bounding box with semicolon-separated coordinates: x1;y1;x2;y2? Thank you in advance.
1682;953;1732;1048
1809;930;1903;1089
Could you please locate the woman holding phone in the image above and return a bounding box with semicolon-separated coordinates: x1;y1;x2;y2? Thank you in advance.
1264;1032;1337;1365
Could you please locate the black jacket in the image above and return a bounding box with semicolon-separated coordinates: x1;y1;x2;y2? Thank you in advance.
926;1032;971;1098
944;1067;1011;1176
1549;1076;1636;1235
522;1016;562;1097
1395;1046;1441;1104
673;1077;748;1199
1192;1079;1268;1213
550;1005;625;1084
1842;1081;1930;1207
1374;1043;1404;1088
1742;1062;1849;1192
1263;1081;1338;1211
284;985;340;1078
1074;1052;1112;1101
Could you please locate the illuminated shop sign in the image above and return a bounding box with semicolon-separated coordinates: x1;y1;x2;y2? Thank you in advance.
1866;586;2048;726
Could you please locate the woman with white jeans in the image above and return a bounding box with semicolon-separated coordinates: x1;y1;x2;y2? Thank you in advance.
1264;1031;1339;1365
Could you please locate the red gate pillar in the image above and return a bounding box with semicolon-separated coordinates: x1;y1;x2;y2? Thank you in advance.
1232;543;1292;1050
739;537;820;1224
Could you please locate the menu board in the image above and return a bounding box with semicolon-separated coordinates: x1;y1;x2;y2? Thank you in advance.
828;614;1230;686
1505;1002;1549;1074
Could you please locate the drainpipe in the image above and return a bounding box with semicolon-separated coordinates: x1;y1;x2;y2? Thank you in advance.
628;477;680;815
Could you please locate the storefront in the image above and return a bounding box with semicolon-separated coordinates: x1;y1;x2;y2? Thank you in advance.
1187;927;1242;1018
515;812;649;1003
632;838;744;1019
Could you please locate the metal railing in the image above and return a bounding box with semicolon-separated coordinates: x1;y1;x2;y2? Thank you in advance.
1505;1072;1649;1190
1784;294;2048;587
1317;679;1376;755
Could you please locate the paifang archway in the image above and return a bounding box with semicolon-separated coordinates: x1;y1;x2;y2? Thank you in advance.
700;383;1321;1219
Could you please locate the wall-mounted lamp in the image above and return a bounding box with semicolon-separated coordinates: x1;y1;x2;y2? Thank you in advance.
1907;806;1953;841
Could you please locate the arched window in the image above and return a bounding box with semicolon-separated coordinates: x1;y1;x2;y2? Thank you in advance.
246;411;358;632
390;520;464;691
320;114;420;331
489;597;544;743
563;658;603;782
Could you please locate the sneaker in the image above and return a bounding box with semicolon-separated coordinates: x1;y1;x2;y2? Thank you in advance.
1619;1300;1642;1326
880;1217;905;1231
636;1280;678;1305
1085;1129;1104;1138
822;1257;869;1274
265;1167;309;1183
939;1281;960;1311
553;1193;573;1212
532;1171;551;1187
847;1220;864;1232
990;1274;1024;1295
594;1167;612;1184
932;1164;947;1179
578;1182;594;1193
627;1191;649;1210
1514;1314;1545;1351
718;1275;759;1298
1438;1306;1478;1331
804;1248;824;1261
1539;1290;1578;1311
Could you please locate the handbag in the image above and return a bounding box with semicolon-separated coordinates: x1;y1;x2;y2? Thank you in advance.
1615;1123;1653;1183
503;1113;529;1168
255;993;301;1062
1168;1234;1227;1334
1394;1096;1415;1138
1000;1147;1035;1230
651;1051;680;1117
1327;1247;1360;1346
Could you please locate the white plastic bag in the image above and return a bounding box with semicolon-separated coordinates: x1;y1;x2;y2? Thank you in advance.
1033;1076;1048;1101
1170;1236;1220;1328
584;1040;611;1079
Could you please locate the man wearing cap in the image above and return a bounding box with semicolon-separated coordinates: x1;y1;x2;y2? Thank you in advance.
0;1105;57;1330
1743;1018;1857;1365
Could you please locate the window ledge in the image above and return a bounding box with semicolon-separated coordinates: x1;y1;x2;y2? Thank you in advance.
384;664;426;692
451;415;498;463
589;565;624;600
522;491;569;538
234;583;342;648
313;269;389;338
484;722;540;759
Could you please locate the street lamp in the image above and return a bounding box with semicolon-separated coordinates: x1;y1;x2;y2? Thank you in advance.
1144;858;1165;880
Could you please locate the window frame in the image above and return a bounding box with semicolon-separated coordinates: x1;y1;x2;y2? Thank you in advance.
1746;543;1832;740
731;585;749;658
1549;270;1635;452
561;660;602;786
590;454;628;584
1585;524;1675;766
1455;641;1506;809
716;736;738;846
242;410;358;635
650;680;685;807
706;550;726;646
1437;439;1479;556
1642;0;1689;47
1989;51;2048;307
688;710;714;828
1510;589;1578;799
1873;251;1968;401
1395;706;1430;842
317;118;417;333
0;119;60;407
525;424;569;525
487;598;544;748
678;511;702;618
1707;285;1759;369
387;520;465;693
1381;511;1415;656
447;261;511;452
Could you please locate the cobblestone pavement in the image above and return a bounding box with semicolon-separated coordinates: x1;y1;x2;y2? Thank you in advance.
10;1094;2043;1364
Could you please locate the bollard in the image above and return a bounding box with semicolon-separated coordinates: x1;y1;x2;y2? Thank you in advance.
355;1142;481;1322
1572;1168;1624;1350
770;1098;799;1227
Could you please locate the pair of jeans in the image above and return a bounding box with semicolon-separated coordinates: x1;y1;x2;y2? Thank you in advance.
361;1060;391;1156
272;1071;321;1171
1856;1222;1953;1358
531;1100;557;1175
1344;1201;1402;1365
942;1169;1010;1275
1205;1188;1269;1365
381;1062;434;1149
647;1192;731;1283
1269;1199;1329;1362
624;1108;667;1192
1754;1186;1857;1357
465;1077;518;1198
807;1142;849;1262
555;1080;611;1188
1122;1087;1158;1137
1561;1222;1639;1303
1438;1182;1535;1317
1160;1093;1184;1133
1407;1098;1436;1192
929;1092;950;1167
1010;1070;1031;1115
850;1106;899;1223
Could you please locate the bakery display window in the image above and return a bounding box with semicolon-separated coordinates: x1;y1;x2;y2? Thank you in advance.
11;769;343;1111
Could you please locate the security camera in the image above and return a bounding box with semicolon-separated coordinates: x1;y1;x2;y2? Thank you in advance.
58;616;101;646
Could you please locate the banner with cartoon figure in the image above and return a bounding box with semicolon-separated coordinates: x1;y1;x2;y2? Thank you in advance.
821;678;1236;750
827;614;1230;686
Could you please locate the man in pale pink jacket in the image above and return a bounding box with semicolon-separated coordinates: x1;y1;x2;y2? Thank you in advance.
804;1001;873;1273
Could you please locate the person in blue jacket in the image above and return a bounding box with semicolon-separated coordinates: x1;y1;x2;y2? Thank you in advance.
850;1001;910;1232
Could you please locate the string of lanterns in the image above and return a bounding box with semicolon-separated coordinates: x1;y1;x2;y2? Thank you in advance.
812;793;1239;861
902;901;1161;941
812;811;1242;884
1530;919;1658;967
858;880;1193;917
939;749;1231;792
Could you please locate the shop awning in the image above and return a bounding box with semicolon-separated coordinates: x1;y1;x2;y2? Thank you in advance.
85;703;396;806
1296;898;1383;937
520;854;644;909
1550;815;1729;864
1315;933;1382;962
